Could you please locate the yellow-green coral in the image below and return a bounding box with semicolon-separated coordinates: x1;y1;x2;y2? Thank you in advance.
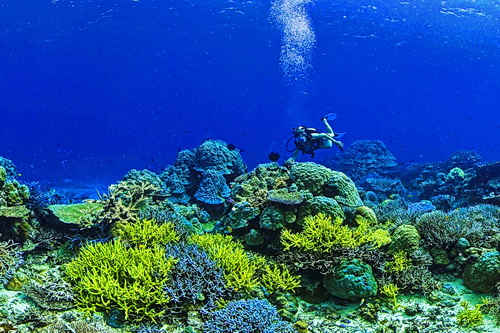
258;261;301;294
113;218;179;248
380;283;399;311
456;300;483;328
65;240;176;322
385;251;412;273
189;234;300;294
48;202;104;228
281;213;390;253
190;234;259;292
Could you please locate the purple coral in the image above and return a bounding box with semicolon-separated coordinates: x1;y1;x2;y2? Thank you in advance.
203;299;296;333
194;169;230;205
164;243;231;315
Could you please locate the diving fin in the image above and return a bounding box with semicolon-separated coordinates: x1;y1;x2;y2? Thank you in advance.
323;113;337;121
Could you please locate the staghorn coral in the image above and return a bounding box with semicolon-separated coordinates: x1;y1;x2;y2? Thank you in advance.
456;300;483;328
39;319;113;333
189;233;299;295
203;299;295;333
65;240;177;322
112;218;179;248
281;213;390;253
415;210;464;249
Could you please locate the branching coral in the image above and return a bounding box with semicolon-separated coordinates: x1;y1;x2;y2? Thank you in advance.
380;283;399;311
203;299;295;333
456;300;483;328
23;272;75;310
385;251;411;273
0;240;23;286
164;243;231;315
189;234;299;295
281;213;390;253
113;218;179;248
65;240;177;322
39;319;113;333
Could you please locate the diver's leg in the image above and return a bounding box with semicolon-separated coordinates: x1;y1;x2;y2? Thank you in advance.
332;138;344;151
292;149;300;160
322;118;334;136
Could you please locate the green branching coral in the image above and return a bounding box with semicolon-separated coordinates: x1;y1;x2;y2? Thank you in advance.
189;234;300;294
65;240;177;322
456;300;483;328
113;218;179;248
281;213;390;253
385;251;411;273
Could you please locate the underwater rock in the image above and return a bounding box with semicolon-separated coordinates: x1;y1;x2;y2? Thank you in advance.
463;250;500;293
445;150;482;170
323;259;377;301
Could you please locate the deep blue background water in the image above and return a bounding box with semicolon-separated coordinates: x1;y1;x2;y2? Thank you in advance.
1;0;499;186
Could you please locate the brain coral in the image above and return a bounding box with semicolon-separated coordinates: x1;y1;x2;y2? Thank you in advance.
325;171;363;207
290;162;333;195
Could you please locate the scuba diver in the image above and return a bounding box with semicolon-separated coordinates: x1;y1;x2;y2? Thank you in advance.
288;113;344;159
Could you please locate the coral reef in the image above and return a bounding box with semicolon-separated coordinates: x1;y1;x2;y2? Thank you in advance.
0;147;498;332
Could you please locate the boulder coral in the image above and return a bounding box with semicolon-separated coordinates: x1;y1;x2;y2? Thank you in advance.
323;259;378;301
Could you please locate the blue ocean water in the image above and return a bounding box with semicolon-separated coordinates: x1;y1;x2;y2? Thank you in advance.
1;0;499;186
